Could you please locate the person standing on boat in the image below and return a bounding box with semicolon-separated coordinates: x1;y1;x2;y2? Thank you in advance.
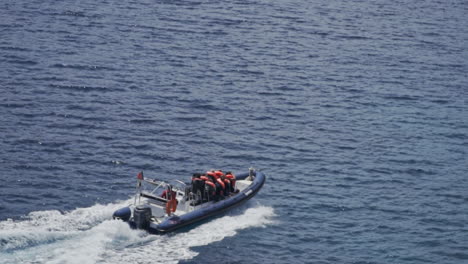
161;185;177;216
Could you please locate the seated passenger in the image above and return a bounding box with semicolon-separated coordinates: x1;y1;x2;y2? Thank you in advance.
221;174;231;196
213;180;224;201
206;171;217;183
204;179;216;201
199;174;211;201
225;171;237;193
207;170;226;199
191;173;204;204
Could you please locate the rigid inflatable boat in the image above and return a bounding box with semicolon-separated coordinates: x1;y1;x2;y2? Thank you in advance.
113;168;265;234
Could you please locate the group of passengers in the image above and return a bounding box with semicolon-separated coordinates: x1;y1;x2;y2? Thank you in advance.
189;170;237;205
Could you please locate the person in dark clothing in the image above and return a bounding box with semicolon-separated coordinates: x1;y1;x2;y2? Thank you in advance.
191;173;205;204
221;174;231;196
213;181;223;201
204;179;216;201
206;171;217;183
225;171;237;193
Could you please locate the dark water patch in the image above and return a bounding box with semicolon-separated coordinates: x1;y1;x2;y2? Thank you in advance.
49;84;125;93
60;10;88;17
51;63;116;71
387;158;436;166
419;218;465;229
252;115;276;121
31;76;67;82
430;99;450;105
364;168;394;175
232;69;264;75
5;193;37;204
44;121;102;131
415;240;442;248
334;35;372;41
0;102;36;108
435;193;466;201
433;63;465;69
382;95;421;101
310;203;354;213
173;116;207;122
441;132;467;140
0;46;31;52
401;168;436;176
40;193;62;199
12;138;42;145
5;59;38;66
276;85;303;92
186;102;223;111
65;104;99;112
433;251;468;260
398;256;433;264
128;118;158;124
336;145;356;150
257;91;287;96
367;205;415;216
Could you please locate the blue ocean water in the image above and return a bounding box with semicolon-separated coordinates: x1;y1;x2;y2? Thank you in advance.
1;0;467;263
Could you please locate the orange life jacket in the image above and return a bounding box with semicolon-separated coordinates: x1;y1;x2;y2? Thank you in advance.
192;177;204;184
161;190;177;201
223;178;231;187
216;178;225;190
226;173;236;188
200;175;210;181
205;180;216;195
206;171;218;179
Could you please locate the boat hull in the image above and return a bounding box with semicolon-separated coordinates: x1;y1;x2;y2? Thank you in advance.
127;170;265;234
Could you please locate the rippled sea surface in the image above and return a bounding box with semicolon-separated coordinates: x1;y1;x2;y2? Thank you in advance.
1;0;467;263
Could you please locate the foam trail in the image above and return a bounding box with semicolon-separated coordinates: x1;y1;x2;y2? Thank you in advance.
0;202;275;264
0;199;133;252
105;205;276;264
0;199;137;264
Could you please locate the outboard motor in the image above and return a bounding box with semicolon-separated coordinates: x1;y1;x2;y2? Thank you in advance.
133;205;152;229
113;207;131;221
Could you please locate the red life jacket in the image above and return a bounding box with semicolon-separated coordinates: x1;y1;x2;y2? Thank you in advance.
223;178;231;187
216;178;225;190
226;173;236;188
222;178;231;193
161;190;177;201
200;175;209;181
206;171;218;182
192;177;204;184
206;171;217;178
205;180;216;195
214;170;224;177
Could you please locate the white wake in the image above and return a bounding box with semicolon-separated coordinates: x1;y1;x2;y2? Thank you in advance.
0;200;275;264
